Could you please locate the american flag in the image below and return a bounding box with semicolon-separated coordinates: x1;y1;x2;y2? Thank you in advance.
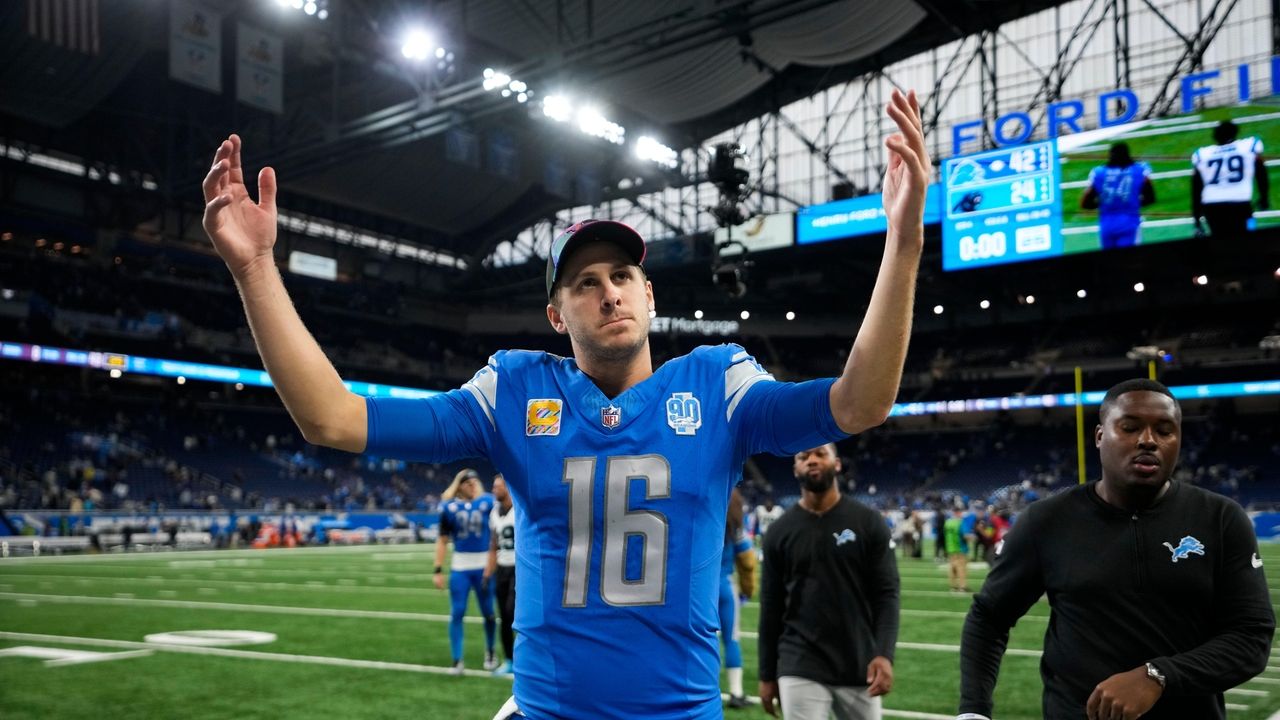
26;0;100;55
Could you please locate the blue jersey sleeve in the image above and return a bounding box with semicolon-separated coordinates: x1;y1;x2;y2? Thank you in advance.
1088;166;1102;192
722;346;849;456
364;356;502;462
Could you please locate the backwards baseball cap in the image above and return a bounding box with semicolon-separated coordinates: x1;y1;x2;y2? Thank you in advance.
546;219;647;299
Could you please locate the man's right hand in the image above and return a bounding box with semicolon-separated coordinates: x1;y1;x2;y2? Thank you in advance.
758;680;779;717
201;134;279;279
433;573;446;591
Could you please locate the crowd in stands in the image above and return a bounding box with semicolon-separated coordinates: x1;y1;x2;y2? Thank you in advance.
1;228;1277;527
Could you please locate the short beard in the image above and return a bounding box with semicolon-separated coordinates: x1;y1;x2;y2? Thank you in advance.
568;318;651;365
800;471;836;494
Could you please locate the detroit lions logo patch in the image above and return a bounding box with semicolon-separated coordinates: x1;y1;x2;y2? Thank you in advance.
833;529;857;546
1162;535;1205;563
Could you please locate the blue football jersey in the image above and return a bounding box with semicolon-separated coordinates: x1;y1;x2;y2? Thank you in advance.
1088;162;1150;217
366;344;847;719
440;493;494;555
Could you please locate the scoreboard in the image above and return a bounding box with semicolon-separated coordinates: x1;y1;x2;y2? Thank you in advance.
941;140;1063;271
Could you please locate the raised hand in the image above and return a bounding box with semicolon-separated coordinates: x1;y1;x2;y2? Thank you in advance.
201;134;278;278
882;88;931;240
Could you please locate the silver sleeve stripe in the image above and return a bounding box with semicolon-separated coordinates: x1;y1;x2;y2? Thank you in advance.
462;362;499;431
731;349;750;363
724;359;773;422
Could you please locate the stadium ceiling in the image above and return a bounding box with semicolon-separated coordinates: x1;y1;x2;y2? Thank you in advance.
0;0;1071;270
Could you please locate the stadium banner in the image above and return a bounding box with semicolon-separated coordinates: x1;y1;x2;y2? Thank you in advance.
4;511;443;540
949;56;1280;156
169;0;222;93
3;341;1275;417
797;184;942;245
0;341;440;399
235;23;283;114
287;250;338;281
714;212;795;255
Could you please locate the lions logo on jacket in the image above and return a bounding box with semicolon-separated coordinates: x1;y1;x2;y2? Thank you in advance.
1163;535;1205;563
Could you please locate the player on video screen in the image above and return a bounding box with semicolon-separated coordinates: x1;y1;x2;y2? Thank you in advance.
1192;120;1269;240
1081;143;1155;249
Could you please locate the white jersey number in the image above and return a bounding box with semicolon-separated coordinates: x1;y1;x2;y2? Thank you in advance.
561;455;671;608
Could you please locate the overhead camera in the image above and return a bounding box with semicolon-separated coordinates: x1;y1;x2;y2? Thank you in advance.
707;143;753;297
708;142;750;201
711;240;752;299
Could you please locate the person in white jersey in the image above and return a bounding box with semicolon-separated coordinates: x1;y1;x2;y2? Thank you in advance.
485;473;517;675
1191;120;1269;240
753;497;784;544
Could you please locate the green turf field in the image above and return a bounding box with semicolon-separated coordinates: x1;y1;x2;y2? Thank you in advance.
1059;103;1280;251
1;541;1278;719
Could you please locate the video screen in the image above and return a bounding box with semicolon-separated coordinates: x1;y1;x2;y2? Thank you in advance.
797;184;942;245
942;104;1277;271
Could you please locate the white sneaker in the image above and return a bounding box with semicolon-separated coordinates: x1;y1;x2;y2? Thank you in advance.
483;651;499;671
449;660;465;676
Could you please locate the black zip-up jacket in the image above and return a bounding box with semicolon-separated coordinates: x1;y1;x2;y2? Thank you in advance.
959;481;1274;719
758;495;900;686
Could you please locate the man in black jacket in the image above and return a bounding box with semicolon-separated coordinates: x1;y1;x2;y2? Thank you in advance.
758;442;900;719
958;379;1274;720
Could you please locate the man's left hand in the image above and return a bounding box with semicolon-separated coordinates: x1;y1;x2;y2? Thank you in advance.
1086;665;1163;720
866;656;894;697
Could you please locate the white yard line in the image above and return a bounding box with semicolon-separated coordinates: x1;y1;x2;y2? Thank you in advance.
0;591;467;623
0;572;426;596
0;630;502;679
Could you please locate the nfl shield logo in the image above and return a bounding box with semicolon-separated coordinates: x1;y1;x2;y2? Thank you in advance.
601;405;622;429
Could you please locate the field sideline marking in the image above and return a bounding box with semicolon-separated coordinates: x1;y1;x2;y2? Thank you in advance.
0;590;1052;630
0;630;503;679
0;630;958;718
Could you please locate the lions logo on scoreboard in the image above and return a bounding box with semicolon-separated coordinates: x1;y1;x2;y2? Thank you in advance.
666;392;702;436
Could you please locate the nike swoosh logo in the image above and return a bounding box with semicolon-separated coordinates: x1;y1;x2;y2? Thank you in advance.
1252;553;1264;569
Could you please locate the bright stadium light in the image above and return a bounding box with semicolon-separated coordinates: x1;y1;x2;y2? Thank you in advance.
740;310;750;320
109;368;122;379
177;376;187;385
648;309;657;319
694;309;704;319
979;299;990;309
543;95;572;122
577;106;625;145
401;29;435;61
785;311;795;321
303;1;316;15
1077;288;1087;299
1025;294;1036;304
933;305;944;315
635;136;679;169
1194;275;1209;286
1133;282;1145;293
482;69;512;91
